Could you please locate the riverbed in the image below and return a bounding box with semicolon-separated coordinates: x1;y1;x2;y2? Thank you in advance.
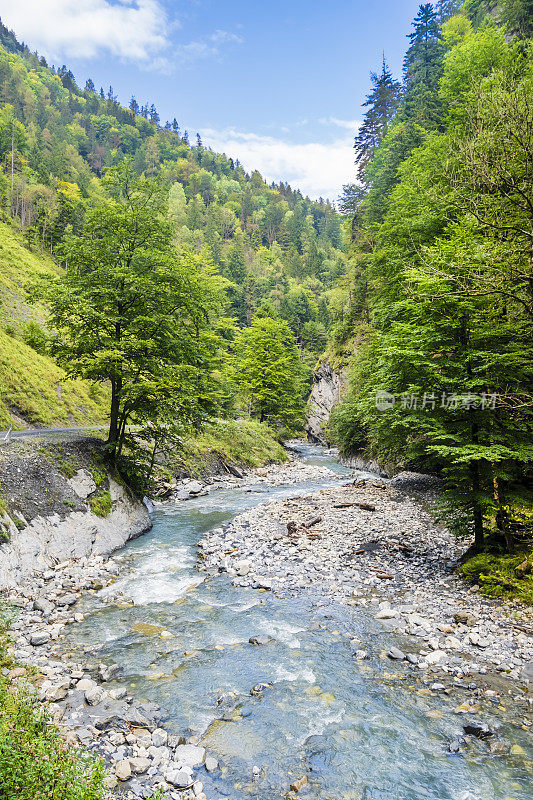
66;444;533;800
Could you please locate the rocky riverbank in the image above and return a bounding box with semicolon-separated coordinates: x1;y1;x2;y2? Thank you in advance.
3;551;220;800
3;454;532;800
0;453;343;800
199;471;533;685
0;438;152;591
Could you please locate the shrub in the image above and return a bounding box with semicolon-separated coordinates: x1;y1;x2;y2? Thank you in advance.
89;490;112;517
0;612;106;800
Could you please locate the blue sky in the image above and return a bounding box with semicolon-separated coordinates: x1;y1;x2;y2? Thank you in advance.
2;0;423;199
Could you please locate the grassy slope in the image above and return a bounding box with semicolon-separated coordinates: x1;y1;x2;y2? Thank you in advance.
168;419;288;477
0;223;109;429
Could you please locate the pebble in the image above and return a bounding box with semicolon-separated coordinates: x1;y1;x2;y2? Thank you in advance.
204;755;218;772
388;647;405;661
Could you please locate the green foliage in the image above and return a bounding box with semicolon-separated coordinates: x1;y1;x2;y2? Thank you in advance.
0;613;105;799
335;14;533;555
233;315;306;431
169;418;288;478
47;161;227;460
460;549;533;604
89;490;112;517
19;320;48;355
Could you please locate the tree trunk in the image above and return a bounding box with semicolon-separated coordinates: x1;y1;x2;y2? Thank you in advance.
107;378;121;458
469;458;484;551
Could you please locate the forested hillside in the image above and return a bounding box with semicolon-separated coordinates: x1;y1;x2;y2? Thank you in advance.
0;17;350;460
0;20;345;358
332;0;533;577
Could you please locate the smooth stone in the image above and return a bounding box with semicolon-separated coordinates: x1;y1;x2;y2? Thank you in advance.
249;635;272;646
151;728;168;747
85;687;104;706
45;679;70;701
130;757;151;775
56;593;77;607
30;631;50;646
115;760;132;781
98;663;121;682
387;647;405;660
165;768;194;789
34;598;55;616
204;756;218;773
174;744;205;768
376;609;397;620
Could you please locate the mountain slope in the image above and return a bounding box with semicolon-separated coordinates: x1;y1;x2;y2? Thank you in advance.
0;222;108;429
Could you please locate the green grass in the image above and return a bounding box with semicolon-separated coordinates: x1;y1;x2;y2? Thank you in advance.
460;548;533;605
0;328;110;429
171;419;288;477
0;222;60;330
0;606;106;800
0;222;110;430
89;490;112;517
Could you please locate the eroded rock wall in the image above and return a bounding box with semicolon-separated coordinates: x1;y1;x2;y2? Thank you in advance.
0;439;151;590
305;360;347;445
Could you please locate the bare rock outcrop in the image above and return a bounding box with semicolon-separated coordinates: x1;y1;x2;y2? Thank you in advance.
0;439;151;590
305;360;347;444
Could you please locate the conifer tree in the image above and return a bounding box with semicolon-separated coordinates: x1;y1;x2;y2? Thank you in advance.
354;56;401;181
129;96;139;118
403;3;445;126
436;0;462;22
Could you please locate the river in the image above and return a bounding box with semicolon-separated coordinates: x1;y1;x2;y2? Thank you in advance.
67;444;532;800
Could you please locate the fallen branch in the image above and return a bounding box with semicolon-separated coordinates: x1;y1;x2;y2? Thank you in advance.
333;502;376;511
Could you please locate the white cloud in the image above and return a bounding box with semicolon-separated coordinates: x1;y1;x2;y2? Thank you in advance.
1;0;169;63
175;29;243;65
201;127;358;201
321;116;360;132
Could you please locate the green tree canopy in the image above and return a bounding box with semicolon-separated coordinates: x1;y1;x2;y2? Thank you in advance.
47;161;226;460
233;315;305;430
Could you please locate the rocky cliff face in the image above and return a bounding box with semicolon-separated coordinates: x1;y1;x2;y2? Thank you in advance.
0;439;151;590
305;360;347;445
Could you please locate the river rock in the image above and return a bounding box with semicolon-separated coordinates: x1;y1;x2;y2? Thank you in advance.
174;744;205;768
85;686;104;706
115;760;132;781
98;663;121;682
34;597;55;616
56;593;77;607
152;728;168;747
204;756;218;772
30;631;50;646
376;609;397;620
45;678;70;702
249;635;272;646
520;662;533;682
130;756;151;775
387;647;405;660
425;650;447;665
463;720;494;739
454;612;477;626
165;767;194;788
77;678;96;692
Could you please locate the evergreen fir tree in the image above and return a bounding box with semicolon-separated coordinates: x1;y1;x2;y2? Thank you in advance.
354;56;401;182
403;3;445;127
436;0;463;22
129;96;139;118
